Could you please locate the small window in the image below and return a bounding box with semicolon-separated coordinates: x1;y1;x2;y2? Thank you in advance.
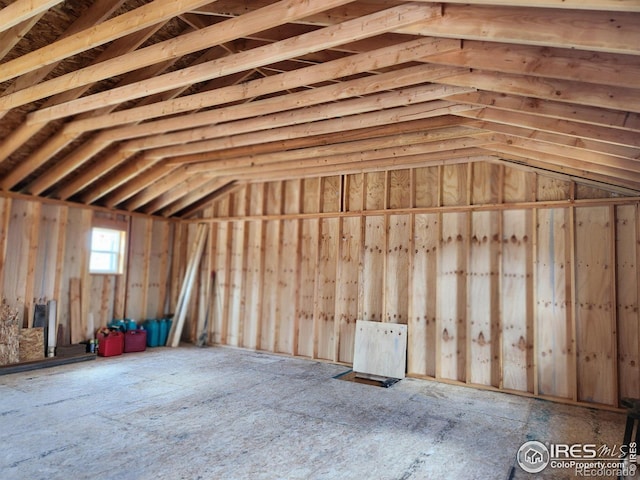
89;227;126;274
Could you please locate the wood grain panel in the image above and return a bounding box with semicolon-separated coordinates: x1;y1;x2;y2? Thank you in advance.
503;166;536;203
297;219;318;358
2;200;37;327
303;178;320;214
468;210;500;387
227;220;246;347
248;183;265;216
212;222;229;345
277;219;298;354
442;164;468;206
362;215;385;322
536;208;573;399
437;212;467;381
414;166;439;208
537;175;572;201
146;219;170;319
60;208;91;344
575;206;616;406
471;162;500;204
385;215;409;324
408;213;438;376
260;220;280;351
242;220;264;350
389;170;411;209
501;209;533;392
315;217;338;361
365;172;386;211
321;176;341;213
33;204;64;303
284;179;301;215
346;173;364;212
125;216;151;321
335;216;361;364
615;204;640;400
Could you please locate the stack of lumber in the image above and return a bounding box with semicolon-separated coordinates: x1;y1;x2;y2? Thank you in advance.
167;224;208;347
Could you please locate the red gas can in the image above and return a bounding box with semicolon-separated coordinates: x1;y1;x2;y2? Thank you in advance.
124;329;147;353
97;330;124;357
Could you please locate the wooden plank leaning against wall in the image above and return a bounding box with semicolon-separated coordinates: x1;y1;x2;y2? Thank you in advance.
198;161;640;410
0;198;178;346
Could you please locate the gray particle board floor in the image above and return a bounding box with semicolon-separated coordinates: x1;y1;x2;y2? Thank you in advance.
0;346;632;480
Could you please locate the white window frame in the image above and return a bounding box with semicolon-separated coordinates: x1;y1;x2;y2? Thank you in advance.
89;227;126;275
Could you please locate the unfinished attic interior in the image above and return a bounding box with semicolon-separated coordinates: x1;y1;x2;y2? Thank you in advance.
1;0;640;478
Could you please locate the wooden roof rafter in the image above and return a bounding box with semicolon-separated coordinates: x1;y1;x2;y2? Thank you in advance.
0;0;637;217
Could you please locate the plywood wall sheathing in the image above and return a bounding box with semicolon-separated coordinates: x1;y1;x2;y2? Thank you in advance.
242;220;264;350
467;210;500;387
471;163;500;205
442;164;468;207
334;216;361;364
437;212;468;381
362;216;385;322
577;184;616;200
145;220;171;319
365;172;385;211
302;178;321;214
60;208;91;344
90;274;114;329
315;218;338;361
385;215;409;324
260;220;280;352
297;219;318;358
501;209;534;393
0;197;12;297
389;170;411;209
615;205;640;400
124;216;152;321
536;208;573;399
408;213;438;377
503;167;536;203
277;219;298;355
575;207;617;406
34;204;64;304
2;200;39;327
414;166;440;208
537;176;572;201
321;176;341;213
346;174;364;212
227;189;248;346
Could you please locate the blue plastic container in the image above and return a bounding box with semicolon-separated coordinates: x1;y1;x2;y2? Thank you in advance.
158;318;168;346
145;319;160;347
109;319;126;332
158;318;173;346
125;318;137;331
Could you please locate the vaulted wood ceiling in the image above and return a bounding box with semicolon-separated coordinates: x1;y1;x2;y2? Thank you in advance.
0;0;639;217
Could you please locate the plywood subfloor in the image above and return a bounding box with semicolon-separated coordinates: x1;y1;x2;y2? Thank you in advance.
0;346;628;480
